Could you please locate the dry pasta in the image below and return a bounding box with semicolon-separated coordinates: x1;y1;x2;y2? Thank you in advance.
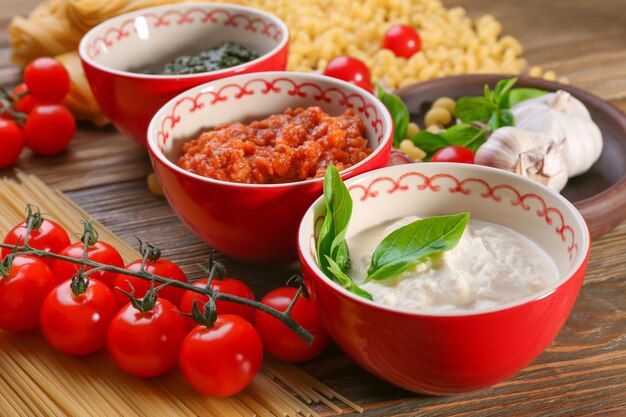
9;0;532;124
55;51;109;126
0;171;362;417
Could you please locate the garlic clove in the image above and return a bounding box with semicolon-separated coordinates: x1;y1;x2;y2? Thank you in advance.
475;127;569;192
511;90;603;177
515;139;568;191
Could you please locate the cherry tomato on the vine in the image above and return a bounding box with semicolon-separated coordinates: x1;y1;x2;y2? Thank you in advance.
114;259;187;308
323;56;371;85
382;25;422;58
0;119;25;169
2;218;70;268
11;83;37;115
0;256;56;332
431;145;475;164
24;104;76;156
179;277;256;329
52;241;124;288
40;278;117;355
107;298;187;378
0;104;11;121
254;287;329;362
180;315;263;396
23;57;70;103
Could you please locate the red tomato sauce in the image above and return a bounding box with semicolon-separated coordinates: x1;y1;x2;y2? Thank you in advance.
177;107;372;184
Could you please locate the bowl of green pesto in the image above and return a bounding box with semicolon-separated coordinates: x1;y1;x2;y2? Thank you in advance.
79;2;289;146
137;41;261;75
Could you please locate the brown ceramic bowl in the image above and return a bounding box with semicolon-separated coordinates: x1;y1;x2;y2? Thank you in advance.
396;74;626;239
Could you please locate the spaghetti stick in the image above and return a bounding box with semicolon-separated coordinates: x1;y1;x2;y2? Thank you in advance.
223;395;258;417
236;392;275;417
3;339;94;417
0;351;64;417
25;349;114;417
255;373;306;416
265;361;320;403
0;372;37;417
263;365;313;404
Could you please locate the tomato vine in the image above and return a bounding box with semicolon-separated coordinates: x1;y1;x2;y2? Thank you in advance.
0;206;314;344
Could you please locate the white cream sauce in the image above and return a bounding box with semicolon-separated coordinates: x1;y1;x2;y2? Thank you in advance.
347;216;559;313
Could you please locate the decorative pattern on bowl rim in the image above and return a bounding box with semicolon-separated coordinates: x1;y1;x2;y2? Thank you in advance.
86;7;283;59
155;77;384;149
309;170;578;261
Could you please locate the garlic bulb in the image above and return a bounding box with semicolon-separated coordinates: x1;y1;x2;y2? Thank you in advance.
511;90;602;177
475;127;569;191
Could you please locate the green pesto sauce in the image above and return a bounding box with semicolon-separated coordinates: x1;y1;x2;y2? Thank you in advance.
142;42;260;75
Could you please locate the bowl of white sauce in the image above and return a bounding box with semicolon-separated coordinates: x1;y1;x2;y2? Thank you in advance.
297;162;590;395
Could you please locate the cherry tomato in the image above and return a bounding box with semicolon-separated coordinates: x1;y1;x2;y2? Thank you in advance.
0;119;25;169
0;104;11;121
382;25;422;58
114;259;187;308
349;80;374;94
24;104;76;156
2;218;70;268
40;278;117;355
431;145;475;164
12;83;37;115
107;298;187;377
0;256;56;332
180;315;263;396
179;278;256;330
254;287;329;362
51;241;124;288
323;56;371;84
23;58;70;103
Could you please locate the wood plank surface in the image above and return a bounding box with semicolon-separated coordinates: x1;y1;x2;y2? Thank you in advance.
1;1;626;416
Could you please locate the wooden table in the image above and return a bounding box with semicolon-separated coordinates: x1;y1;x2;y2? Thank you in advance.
1;1;626;415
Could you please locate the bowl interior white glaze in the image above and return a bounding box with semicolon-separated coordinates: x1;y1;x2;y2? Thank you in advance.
147;72;393;187
299;163;590;315
79;3;288;76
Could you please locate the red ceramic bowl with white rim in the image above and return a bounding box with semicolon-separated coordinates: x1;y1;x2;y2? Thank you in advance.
147;71;393;262
79;2;289;146
298;163;590;395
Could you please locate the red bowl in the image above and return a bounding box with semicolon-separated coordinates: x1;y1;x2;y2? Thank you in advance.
78;3;289;146
298;163;591;395
147;72;393;262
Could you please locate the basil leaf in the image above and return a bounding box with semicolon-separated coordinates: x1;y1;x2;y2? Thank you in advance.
316;209;334;276
333;239;351;272
453;97;492;122
376;84;409;146
499;109;515;127
316;167;371;300
317;165;352;275
324;255;351;287
347;282;374;300
439;124;487;152
411;131;449;161
483;84;494;103
493;77;518;105
366;213;469;282
326;256;373;300
503;88;548;108
412;124;486;160
488;111;500;130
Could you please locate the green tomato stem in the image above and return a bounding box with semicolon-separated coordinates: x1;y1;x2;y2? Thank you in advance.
0;239;314;344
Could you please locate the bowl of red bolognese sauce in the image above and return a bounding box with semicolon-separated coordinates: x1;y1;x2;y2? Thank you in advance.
147;71;393;262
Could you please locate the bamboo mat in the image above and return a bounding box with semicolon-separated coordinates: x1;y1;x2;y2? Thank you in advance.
0;171;363;417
